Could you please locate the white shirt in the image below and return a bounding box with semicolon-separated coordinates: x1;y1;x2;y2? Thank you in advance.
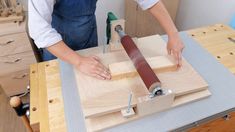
28;0;159;48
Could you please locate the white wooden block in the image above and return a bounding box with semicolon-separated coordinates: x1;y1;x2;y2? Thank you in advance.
121;108;135;118
137;90;175;116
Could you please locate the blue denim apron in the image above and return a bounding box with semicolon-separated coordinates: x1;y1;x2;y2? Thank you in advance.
42;0;98;61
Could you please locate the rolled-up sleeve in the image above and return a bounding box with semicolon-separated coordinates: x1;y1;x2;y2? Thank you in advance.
28;0;62;48
136;0;160;10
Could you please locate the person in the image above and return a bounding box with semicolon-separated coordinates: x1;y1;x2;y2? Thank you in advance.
28;0;184;80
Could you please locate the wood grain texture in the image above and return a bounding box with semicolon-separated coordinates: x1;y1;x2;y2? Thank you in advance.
30;61;67;132
0;15;24;23
74;34;209;131
0;20;26;36
38;62;50;132
0;69;29;96
29;64;40;132
189;112;235;132
188;24;235;74
0;51;37;76
109;55;177;80
45;61;67;132
0;32;33;56
86;89;211;132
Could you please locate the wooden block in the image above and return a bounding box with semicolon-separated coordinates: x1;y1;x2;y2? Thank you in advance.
109;19;125;52
110;19;125;44
15;4;23;16
137;90;175;116
121;108;135;118
109;55;177;80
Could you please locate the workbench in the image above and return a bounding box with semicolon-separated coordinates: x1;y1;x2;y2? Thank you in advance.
30;24;235;132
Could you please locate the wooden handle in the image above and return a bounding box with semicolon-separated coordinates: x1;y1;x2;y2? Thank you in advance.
4;58;21;64
10;96;21;108
10;97;33;132
13;73;28;79
0;40;14;46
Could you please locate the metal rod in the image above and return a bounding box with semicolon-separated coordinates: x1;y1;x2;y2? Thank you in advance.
126;92;133;113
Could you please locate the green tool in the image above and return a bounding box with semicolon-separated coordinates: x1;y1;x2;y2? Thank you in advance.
106;12;118;44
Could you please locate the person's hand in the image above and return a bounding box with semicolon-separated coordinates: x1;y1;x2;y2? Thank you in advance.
167;34;185;67
75;55;111;80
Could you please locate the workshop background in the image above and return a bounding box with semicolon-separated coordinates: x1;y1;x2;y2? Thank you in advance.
1;0;235;132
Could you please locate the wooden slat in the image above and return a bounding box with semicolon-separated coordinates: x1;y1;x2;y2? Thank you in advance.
45;60;67;132
29;64;40;132
38;62;50;132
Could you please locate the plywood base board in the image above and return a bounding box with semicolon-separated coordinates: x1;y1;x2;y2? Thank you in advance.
73;34;210;132
75;57;208;119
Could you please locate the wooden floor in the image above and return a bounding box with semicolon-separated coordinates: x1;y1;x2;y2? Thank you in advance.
0;86;26;132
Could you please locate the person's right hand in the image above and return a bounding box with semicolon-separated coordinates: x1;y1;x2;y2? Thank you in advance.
75;55;111;80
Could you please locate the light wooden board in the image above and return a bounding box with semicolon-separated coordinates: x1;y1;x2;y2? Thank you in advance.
45;61;67;132
109;55;177;80
29;64;40;131
85;89;211;132
73;35;209;131
30;61;67;132
38;62;50;132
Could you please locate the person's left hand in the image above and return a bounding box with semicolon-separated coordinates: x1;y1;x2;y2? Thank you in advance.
167;34;185;67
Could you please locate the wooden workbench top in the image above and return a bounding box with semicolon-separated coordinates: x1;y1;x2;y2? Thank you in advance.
30;24;235;132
